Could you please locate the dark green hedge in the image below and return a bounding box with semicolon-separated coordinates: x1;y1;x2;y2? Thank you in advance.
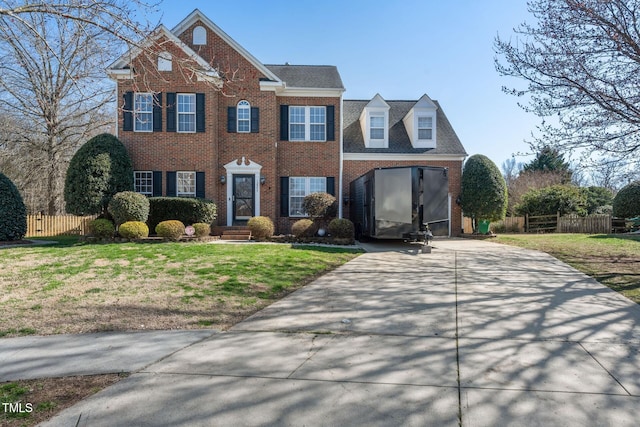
0;172;27;241
148;197;217;232
613;180;640;218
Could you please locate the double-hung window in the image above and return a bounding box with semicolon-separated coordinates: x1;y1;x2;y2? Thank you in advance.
289;106;326;141
418;116;433;140
177;94;196;133
237;100;250;132
289;177;326;217
134;93;153;132
134;171;153;196
177;171;196;197
370;115;385;140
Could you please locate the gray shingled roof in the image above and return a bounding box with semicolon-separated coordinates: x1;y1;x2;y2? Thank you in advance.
343;100;467;155
265;65;344;89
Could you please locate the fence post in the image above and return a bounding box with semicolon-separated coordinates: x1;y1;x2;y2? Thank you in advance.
525;213;529;233
556;211;560;233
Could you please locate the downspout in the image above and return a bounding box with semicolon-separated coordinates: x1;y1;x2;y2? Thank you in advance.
338;92;344;218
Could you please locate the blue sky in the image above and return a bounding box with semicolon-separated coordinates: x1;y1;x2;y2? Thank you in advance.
150;0;538;169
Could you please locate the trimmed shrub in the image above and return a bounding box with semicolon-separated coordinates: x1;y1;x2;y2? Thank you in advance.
192;223;211;238
302;192;338;219
461;154;508;224
155;220;185;241
291;219;314;237
148;197;217;231
64;133;133;215
328;218;355;239
247;216;274;239
89;218;115;239
118;221;149;239
613;180;640;218
108;191;150;226
0;172;27;241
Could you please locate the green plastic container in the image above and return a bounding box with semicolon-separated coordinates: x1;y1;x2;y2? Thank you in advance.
478;220;491;234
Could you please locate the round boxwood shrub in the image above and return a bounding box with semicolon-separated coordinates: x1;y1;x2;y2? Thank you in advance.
118;221;149;239
89;218;115;239
247;216;274;239
328;218;355;239
64;133;133;215
0;172;27;241
613;180;640;218
155;220;185;241
192;223;211;238
291;219;314;237
148;197;217;232
108;191;150;226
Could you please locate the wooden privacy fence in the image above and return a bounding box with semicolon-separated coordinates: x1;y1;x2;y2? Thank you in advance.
558;214;612;234
26;214;96;237
471;214;623;234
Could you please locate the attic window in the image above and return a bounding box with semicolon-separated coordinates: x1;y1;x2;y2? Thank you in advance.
418;116;433;140
193;26;206;45
158;52;172;72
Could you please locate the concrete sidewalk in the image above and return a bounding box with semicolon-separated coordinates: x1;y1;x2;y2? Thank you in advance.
0;330;216;382
11;239;640;426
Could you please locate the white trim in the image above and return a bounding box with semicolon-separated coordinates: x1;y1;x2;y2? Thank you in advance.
338;92;344;219
223;157;262;226
343;153;466;162
172;9;281;83
259;83;345;97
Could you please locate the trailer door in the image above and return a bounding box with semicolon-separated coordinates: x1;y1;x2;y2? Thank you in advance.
422;168;449;236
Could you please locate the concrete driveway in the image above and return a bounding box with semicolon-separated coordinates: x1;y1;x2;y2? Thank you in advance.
39;239;640;426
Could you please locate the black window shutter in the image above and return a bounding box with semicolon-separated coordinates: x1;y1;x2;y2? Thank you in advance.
326;105;335;141
123;92;133;131
227;107;236;133
196;93;205;133
166;172;177;197
152;171;162;196
196;172;205;198
153;93;162;132
280;176;289;217
251;107;259;133
326;177;335;196
280;105;289;141
166;93;176;132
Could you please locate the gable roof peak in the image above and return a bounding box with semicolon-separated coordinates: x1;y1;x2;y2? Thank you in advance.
414;93;438;109
366;93;390;109
171;9;281;83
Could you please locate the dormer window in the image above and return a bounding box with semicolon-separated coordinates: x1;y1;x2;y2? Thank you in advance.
237;100;250;132
193;26;206;45
360;94;390;148
370;116;385;140
403;94;437;148
418;116;433;140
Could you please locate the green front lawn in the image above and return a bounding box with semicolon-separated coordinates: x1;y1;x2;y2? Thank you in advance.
0;237;361;336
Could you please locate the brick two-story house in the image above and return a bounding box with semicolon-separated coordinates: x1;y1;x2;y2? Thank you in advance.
107;9;467;236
